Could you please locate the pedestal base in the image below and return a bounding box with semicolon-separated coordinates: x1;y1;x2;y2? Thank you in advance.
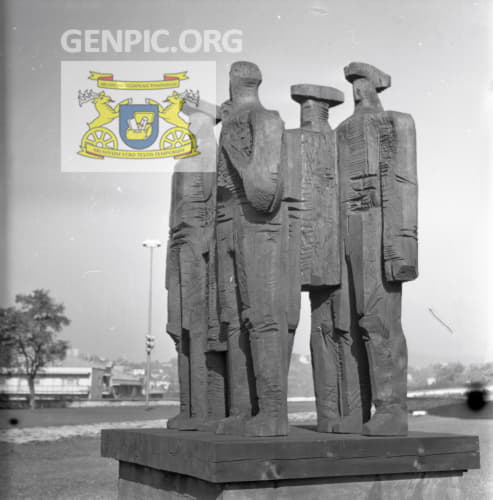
102;425;479;500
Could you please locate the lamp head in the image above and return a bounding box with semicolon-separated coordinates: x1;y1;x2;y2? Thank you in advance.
142;239;162;248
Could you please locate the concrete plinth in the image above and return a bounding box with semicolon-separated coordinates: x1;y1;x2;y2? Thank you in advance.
101;426;479;500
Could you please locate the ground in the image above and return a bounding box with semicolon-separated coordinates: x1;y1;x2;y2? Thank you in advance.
0;404;179;429
0;438;117;500
0;402;491;499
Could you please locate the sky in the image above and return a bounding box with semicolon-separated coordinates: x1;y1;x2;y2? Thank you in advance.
1;0;492;367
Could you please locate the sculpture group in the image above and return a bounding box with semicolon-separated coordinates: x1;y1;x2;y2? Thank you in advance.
165;61;418;438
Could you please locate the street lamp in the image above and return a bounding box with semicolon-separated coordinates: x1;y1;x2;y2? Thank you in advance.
142;239;162;407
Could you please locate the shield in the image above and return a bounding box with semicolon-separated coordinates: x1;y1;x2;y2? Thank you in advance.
119;104;159;150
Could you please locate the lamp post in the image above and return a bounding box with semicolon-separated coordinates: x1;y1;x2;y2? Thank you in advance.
142;239;162;407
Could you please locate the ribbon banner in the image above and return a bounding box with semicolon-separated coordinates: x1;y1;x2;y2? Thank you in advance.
89;71;189;90
79;144;199;159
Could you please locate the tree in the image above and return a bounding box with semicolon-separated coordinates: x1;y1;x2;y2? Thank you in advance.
0;307;18;368
434;362;466;388
0;289;70;408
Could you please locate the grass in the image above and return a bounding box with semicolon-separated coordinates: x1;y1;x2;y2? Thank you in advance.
0;437;117;499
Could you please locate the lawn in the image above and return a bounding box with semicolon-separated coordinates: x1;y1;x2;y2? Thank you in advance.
0;437;117;500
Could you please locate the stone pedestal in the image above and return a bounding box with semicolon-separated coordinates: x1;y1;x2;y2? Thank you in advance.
101;426;479;499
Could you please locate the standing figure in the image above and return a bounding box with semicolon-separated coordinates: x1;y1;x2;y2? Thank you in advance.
216;61;289;437
336;62;418;436
166;99;226;430
284;85;366;433
282;85;343;372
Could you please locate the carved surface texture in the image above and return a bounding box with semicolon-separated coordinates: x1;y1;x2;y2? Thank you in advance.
165;108;227;430
164;61;418;438
335;100;417;436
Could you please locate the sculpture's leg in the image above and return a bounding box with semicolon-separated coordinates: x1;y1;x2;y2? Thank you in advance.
215;246;255;435
196;350;228;432
309;288;340;433
244;325;288;436
331;329;364;434
166;244;192;430
242;229;288;437
204;238;227;422
187;252;209;428
346;211;407;436
286;206;301;373
230;320;256;417
359;282;408;436
206;350;227;420
215;319;255;434
286;329;295;372
167;332;191;429
325;248;366;435
167;244;202;431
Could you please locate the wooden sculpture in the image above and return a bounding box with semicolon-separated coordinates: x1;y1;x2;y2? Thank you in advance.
335;62;418;436
165;60;418;439
166;99;226;430
215;61;289;437
284;84;369;434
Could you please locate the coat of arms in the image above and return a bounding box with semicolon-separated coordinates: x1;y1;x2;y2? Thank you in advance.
77;71;200;160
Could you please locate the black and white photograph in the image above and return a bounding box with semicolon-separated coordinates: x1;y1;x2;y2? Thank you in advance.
0;0;491;498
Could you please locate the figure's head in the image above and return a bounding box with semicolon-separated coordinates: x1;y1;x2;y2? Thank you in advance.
229;61;262;101
351;78;378;105
344;62;390;107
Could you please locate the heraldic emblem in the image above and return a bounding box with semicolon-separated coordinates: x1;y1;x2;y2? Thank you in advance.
77;71;200;159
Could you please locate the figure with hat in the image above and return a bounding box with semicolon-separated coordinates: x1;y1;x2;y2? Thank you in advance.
283;83;367;434
335;62;418;436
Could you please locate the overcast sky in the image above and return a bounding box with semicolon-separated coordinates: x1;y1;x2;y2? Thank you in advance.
2;0;492;367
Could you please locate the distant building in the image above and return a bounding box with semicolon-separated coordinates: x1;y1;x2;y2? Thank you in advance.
110;365;144;399
0;366;109;401
0;349;110;402
0;350;153;403
110;375;144;399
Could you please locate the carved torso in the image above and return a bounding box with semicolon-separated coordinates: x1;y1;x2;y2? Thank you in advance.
169;172;215;233
218;105;284;224
337;109;418;282
337;111;382;221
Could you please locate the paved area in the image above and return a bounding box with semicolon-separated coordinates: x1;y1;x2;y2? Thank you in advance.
0;412;317;444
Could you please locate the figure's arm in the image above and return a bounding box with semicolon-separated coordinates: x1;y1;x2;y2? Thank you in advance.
380;111;418;282
165;241;182;340
224;110;284;213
